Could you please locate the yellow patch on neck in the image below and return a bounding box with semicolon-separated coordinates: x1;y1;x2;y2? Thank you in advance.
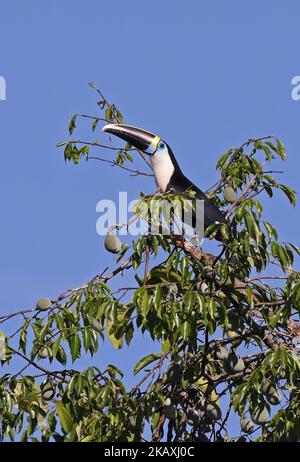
150;135;161;149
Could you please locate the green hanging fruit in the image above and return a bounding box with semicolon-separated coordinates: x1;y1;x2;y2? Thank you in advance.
241;415;254;434
225;352;245;373
39;347;48;359
206;402;222;421
223;187;237;203
91;318;103;333
36;298;52;311
261;379;276;396
164;397;172;406
186;409;200;426
104;229;122;254
266;390;281;405
199;399;222;422
41;382;56;401
251;406;269;425
215;345;229;360
200;282;209;294
227;329;242;347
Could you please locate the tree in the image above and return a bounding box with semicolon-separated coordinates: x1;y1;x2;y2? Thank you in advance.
1;84;300;443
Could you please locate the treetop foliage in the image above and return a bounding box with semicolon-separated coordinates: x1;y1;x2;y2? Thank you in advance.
0;84;299;442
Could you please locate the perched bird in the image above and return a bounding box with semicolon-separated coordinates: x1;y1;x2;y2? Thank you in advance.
102;124;226;238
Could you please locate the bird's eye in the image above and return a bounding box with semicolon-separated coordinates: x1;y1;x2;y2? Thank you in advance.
159;142;165;149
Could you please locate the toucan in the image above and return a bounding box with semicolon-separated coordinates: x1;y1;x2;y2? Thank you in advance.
102;124;226;238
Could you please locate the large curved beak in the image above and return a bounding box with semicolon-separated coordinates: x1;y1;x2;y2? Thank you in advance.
102;123;161;155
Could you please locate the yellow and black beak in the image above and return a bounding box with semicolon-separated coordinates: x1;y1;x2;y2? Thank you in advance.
102;123;161;155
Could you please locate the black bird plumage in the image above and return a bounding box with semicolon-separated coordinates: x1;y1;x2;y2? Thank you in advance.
165;145;226;231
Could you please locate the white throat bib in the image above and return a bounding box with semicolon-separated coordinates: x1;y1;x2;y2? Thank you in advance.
150;151;175;193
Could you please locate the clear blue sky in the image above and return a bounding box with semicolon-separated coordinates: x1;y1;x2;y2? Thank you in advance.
0;0;299;438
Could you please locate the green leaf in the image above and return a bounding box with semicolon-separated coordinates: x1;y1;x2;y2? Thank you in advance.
56;345;67;365
125;151;133;162
134;353;163;375
278;184;296;207
68;114;77;135
19;320;30;355
52;335;62;358
125;322;134;346
184;291;194;313
106;320;123;349
162;338;171;353
56;401;73;434
289;242;300;257
276;138;286;160
244;212;254;236
63;142;73;162
216;149;234;170
262;145;272;161
97;100;106;109
151;412;160;430
265;140;278;153
269;309;283;329
67;374;78;396
70;333;81;362
105;105;114;122
208;298;216;319
107;364;124;378
56;140;68;147
116;152;125;165
154;286;162;311
82;328;92;352
152;236;159;256
264;221;278;241
180;321;191;340
92;118;100;132
141;288;149;316
116;109;124;124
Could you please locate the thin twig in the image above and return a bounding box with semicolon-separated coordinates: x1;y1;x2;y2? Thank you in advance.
88;155;153;177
